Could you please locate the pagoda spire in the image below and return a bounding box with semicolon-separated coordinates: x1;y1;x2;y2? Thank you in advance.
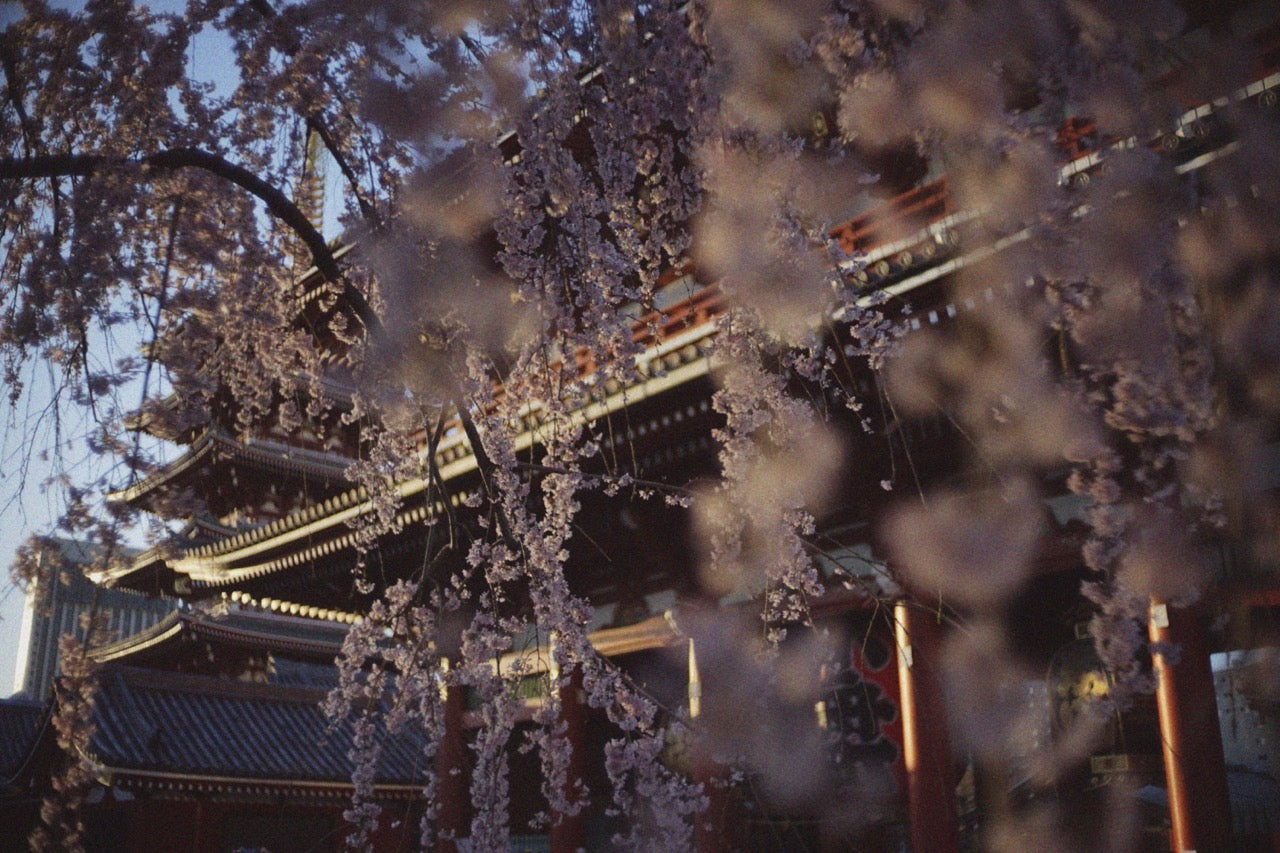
292;126;326;270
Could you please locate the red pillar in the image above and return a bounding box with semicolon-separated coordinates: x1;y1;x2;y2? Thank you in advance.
549;667;587;853
692;756;733;853
1148;600;1231;853
435;672;469;852
894;599;958;853
689;639;732;853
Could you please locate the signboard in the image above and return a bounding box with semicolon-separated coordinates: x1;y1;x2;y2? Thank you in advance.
818;620;905;793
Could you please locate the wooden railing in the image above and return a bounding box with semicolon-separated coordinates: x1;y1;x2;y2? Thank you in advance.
828;178;953;257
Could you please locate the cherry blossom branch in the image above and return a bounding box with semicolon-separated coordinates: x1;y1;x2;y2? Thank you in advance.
454;401;518;549
513;461;692;497
0;43;39;160
419;409;458;566
243;0;383;229
0;148;383;334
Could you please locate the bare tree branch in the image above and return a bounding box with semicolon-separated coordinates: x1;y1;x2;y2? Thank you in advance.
0;148;382;334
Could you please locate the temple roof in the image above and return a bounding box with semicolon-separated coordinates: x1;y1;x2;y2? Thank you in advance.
89;602;358;667
89;664;426;797
4;604;422;801
107;426;355;519
103;308;724;593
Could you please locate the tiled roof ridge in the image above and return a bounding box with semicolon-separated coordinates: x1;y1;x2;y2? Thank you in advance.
90;603;355;663
89;611;187;662
241;433;355;473
106;428;221;505
97;766;424;799
219;591;363;625
188;614;347;655
109;426;354;508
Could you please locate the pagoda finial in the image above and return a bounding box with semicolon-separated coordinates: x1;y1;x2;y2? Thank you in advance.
291;126;326;271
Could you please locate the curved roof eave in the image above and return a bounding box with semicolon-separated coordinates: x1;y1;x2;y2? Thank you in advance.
108;428;354;509
133;321;722;586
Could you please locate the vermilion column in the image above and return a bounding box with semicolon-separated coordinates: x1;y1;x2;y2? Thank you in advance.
1148;600;1231;853
549;666;587;853
894;599;958;853
692;757;733;853
690;638;732;853
435;665;469;852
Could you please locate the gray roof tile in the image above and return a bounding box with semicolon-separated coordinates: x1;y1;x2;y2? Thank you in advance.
0;699;45;779
90;665;429;788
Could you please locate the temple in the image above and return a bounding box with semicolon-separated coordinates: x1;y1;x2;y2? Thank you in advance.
5;5;1280;852
2;601;429;851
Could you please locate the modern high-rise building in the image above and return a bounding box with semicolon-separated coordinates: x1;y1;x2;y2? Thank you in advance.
9;538;175;701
